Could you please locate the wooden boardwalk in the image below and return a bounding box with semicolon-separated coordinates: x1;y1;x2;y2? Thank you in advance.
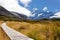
1;23;33;40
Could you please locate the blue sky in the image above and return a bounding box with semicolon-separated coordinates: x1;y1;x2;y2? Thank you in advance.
19;0;60;12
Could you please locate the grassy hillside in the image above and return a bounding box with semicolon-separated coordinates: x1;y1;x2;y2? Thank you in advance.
0;20;60;40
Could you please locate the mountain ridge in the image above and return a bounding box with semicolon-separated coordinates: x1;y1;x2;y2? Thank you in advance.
0;6;29;21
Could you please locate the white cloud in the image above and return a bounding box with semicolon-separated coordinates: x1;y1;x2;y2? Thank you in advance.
50;12;60;18
0;0;32;17
20;0;31;7
43;7;48;11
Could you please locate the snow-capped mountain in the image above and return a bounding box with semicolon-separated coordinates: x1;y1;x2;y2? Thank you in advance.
29;10;60;20
29;7;60;20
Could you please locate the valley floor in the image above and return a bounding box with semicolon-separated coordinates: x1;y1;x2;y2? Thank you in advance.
0;20;60;40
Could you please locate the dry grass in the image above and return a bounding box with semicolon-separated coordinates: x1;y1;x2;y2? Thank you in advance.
0;21;10;40
0;20;60;40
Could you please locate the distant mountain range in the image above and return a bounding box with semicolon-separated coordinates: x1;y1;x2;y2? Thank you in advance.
0;6;60;21
30;10;60;20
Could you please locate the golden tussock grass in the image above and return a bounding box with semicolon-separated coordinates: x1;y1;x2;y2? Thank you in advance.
0;20;60;40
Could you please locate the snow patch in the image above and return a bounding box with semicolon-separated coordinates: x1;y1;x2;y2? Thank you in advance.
50;12;60;18
43;7;48;11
